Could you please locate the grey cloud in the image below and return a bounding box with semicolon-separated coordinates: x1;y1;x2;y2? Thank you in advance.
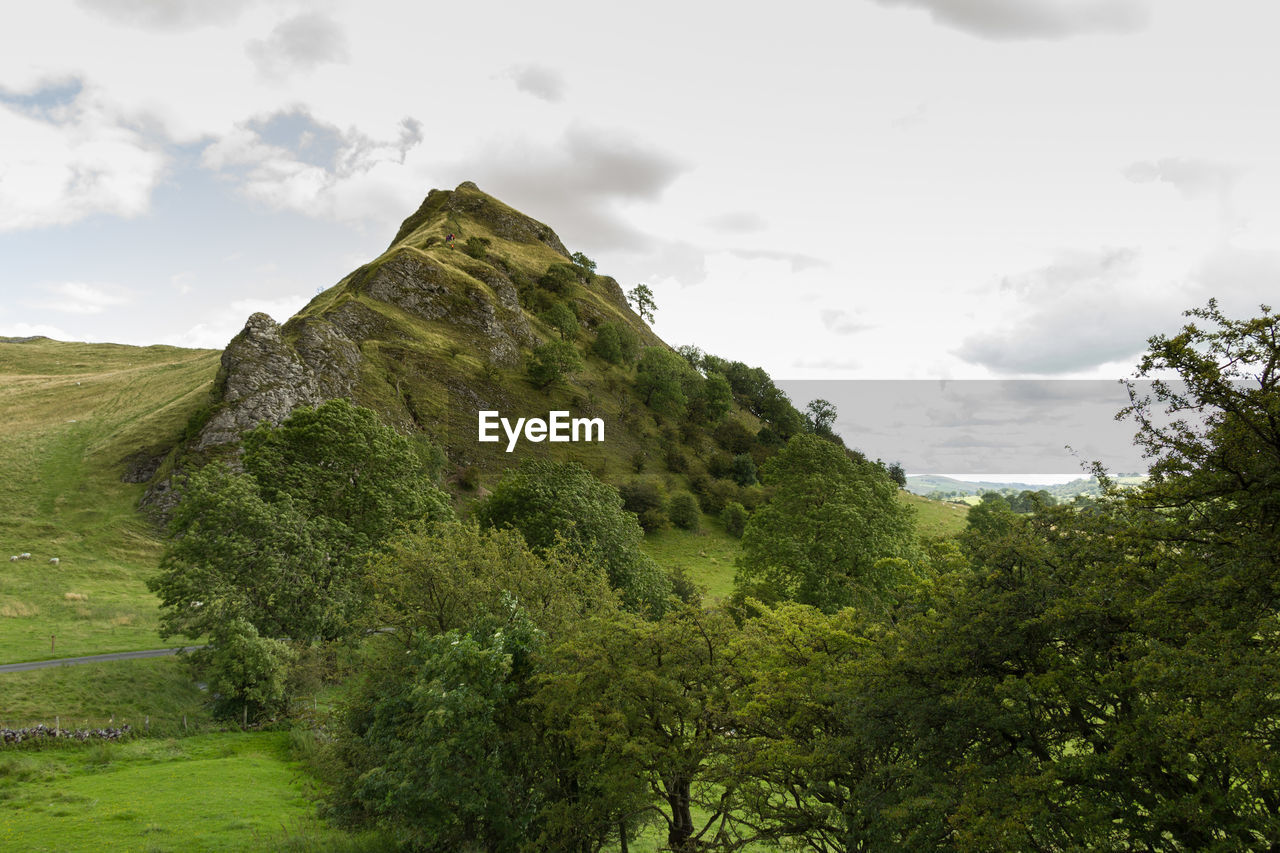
506;65;566;102
956;247;1168;374
870;0;1148;40
1193;248;1280;312
453;126;688;251
246;12;350;80
705;211;766;233
1124;157;1239;201
998;247;1137;295
77;0;252;30
820;308;873;336
730;249;828;272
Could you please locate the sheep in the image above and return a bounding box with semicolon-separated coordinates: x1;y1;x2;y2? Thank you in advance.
8;556;16;562
19;553;31;560
49;557;59;565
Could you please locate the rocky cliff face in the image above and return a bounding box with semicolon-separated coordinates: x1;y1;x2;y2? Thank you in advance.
194;312;361;450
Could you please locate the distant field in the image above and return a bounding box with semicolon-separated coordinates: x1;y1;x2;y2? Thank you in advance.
0;339;220;662
0;732;387;852
898;489;968;539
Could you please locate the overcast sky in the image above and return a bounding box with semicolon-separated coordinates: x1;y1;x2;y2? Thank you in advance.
2;0;1278;387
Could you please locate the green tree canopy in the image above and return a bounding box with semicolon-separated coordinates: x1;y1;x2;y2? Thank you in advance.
476;459;672;616
734;433;916;612
151;399;452;645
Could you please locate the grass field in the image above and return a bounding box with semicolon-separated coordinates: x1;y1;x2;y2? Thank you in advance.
0;339;220;663
899;489;969;539
0;732;388;852
640;516;743;600
0;656;212;735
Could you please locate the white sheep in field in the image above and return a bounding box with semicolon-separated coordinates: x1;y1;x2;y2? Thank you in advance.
19;553;31;560
49;557;59;565
8;556;16;562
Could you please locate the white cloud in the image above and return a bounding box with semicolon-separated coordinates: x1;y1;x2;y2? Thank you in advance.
200;110;423;223
36;282;133;315
0;322;75;341
0;85;166;231
161;293;308;349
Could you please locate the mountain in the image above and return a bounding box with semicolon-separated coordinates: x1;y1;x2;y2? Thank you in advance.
144;182;773;508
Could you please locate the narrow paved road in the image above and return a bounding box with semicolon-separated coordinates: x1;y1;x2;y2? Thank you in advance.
0;646;204;673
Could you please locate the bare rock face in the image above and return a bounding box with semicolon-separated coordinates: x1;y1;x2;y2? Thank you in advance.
195;313;359;450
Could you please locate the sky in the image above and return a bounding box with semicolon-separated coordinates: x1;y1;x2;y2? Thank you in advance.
1;0;1277;476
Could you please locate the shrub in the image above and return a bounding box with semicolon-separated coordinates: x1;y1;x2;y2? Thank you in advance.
462;236;491;260
731;453;758;487
538;263;580;295
721;502;748;538
620;478;665;517
526;340;582;389
668;492;700;531
638;507;669;533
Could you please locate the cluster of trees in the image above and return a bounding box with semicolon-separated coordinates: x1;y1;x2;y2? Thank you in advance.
151;404;675;717
323;423;923;852
318;302;1280;850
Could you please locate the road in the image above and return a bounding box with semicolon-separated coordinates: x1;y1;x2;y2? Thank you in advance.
0;646;203;673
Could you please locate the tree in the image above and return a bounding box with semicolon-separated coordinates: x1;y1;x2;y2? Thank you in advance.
151;401;452;716
241;399;450;548
804;398;837;437
627;283;657;324
198;617;297;722
570;251;597;274
886;461;907;488
476;459;671;616
635;347;690;418
363;521;617;646
539;301;579;339
692;372;733;424
734;434;917;612
537;605;746;852
334;610;550;852
527;339;582;388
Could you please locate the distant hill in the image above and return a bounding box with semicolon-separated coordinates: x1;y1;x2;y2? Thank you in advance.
906;474;1114;501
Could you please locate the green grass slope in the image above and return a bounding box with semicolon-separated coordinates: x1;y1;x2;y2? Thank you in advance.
0;339;220;662
0;732;386;852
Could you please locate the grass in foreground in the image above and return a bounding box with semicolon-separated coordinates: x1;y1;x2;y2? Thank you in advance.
0;731;388;852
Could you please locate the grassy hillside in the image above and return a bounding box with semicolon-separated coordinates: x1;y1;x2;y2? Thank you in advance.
0;339;220;662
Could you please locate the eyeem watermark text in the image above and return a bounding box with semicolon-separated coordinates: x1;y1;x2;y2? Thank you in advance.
478;410;605;452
